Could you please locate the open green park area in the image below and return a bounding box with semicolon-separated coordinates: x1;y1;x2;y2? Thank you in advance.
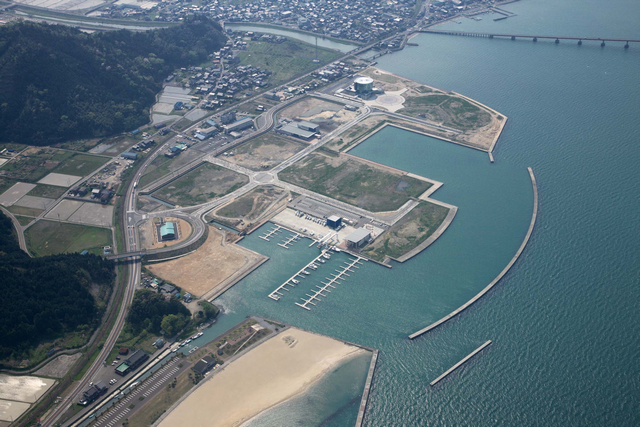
279;152;432;212
399;94;492;131
237;39;342;86
25;220;112;256
363;201;450;262
153;163;249;207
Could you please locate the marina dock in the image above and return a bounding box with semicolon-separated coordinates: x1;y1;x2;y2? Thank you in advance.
268;251;330;301
278;232;301;249
430;340;492;386
295;256;366;310
259;225;282;241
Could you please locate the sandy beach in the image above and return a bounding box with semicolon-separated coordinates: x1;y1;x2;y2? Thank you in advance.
157;328;366;427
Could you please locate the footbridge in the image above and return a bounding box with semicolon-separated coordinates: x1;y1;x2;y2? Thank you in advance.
419;29;639;47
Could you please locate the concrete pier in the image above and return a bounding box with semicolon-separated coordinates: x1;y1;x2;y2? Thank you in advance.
354;350;379;427
296;256;365;310
409;167;538;339
278;232;301;249
268;251;329;301
259;225;282;241
429;341;492;386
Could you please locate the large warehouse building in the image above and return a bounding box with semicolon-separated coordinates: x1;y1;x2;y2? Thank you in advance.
345;228;371;249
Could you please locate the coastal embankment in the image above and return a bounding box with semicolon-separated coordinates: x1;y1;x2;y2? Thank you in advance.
409;167;538;339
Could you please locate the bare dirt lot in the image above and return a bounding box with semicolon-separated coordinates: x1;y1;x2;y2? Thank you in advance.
138;217;193;250
146;227;264;298
153;163;249;207
224;133;306;171
34;353;82;378
208;186;289;231
278;97;358;132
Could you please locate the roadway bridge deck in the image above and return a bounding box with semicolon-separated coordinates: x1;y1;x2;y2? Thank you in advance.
420;29;639;47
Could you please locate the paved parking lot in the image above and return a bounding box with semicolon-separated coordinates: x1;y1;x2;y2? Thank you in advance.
92;357;186;427
0;182;35;206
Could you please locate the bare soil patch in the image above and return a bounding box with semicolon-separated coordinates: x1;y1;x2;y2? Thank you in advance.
153;163;249;207
147;227;262;297
224;133;306;171
208;186;289;232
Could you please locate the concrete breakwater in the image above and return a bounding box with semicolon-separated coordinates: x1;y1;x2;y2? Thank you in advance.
409;167;538;339
355;349;378;427
430;340;492;386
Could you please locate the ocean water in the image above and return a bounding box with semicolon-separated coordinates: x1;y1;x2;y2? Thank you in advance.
199;0;640;425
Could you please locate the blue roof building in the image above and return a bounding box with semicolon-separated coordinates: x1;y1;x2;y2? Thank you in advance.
160;222;176;241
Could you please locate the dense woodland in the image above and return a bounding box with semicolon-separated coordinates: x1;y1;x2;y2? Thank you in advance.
0;18;226;145
127;289;191;336
0;212;115;361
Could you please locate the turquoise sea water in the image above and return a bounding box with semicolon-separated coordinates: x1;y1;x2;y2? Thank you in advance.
195;0;640;425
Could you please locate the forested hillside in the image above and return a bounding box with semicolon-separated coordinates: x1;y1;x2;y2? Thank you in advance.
0;17;226;145
0;212;115;363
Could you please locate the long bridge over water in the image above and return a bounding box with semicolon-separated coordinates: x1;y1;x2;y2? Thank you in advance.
419;29;639;48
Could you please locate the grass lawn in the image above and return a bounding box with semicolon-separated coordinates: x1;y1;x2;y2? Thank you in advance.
6;205;44;217
279;152;432;212
0;176;17;194
27;184;67;199
153;163;249;207
25;220;112;256
14;215;34;226
237;39;342;87
138;150;205;189
363;201;450;262
53;153;109;176
0;142;28;152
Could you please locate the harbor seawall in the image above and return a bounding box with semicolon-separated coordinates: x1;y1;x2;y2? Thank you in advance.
409;167;538;339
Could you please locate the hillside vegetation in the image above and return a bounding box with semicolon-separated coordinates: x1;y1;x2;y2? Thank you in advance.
0;211;115;365
0;18;226;146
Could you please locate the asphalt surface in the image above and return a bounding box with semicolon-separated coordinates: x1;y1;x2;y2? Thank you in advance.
91;357;187;427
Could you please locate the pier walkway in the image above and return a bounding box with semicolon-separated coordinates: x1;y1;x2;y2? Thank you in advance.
278;232;301;249
268;251;329;301
420;29;639;47
296;256;366;310
430;340;492;386
259;225;282;241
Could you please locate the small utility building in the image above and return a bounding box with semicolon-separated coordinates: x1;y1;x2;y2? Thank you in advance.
345;228;371;249
115;349;149;376
326;215;342;229
192;355;218;375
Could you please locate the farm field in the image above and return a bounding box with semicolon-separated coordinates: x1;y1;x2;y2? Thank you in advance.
25;220;112;256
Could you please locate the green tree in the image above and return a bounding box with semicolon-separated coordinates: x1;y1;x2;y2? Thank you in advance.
161;314;186;337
